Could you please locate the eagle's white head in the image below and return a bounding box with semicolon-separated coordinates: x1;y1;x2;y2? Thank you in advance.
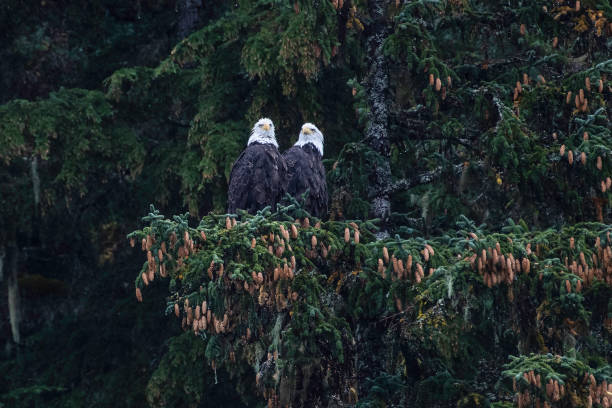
296;122;324;156
248;118;278;148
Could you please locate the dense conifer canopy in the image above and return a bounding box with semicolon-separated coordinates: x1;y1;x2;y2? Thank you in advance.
0;0;610;407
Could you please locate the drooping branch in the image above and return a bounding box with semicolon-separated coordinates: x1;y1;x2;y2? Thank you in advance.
384;167;448;195
383;161;485;196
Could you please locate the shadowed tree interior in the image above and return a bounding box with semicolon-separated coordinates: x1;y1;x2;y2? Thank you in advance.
0;0;610;407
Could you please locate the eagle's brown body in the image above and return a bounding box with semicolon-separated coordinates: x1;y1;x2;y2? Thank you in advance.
283;143;328;218
227;142;287;214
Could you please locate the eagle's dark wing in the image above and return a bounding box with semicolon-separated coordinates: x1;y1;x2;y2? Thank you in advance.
283;144;328;218
227;143;287;214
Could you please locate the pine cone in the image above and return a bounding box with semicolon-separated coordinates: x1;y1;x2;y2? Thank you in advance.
416;263;424;280
280;225;289;241
291;224;298;239
522;258;530;274
537;74;546;84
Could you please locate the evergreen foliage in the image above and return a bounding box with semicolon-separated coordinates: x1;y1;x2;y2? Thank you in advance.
128;203;612;406
0;0;610;407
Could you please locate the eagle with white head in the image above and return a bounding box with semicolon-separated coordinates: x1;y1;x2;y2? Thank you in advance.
282;123;328;218
227;118;287;214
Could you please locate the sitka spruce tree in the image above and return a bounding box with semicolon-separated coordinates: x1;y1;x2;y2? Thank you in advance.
0;0;610;407
130;208;612;407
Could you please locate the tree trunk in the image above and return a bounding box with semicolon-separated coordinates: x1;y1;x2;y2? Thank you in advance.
354;0;393;397
0;246;4;282
31;156;40;209
177;0;202;39
364;0;392;238
7;244;21;344
31;156;41;245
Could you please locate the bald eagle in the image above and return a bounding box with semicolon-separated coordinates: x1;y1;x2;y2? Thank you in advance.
283;123;328;218
227;118;287;214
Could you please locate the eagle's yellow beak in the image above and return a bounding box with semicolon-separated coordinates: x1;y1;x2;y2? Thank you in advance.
263;123;271;131
302;126;312;135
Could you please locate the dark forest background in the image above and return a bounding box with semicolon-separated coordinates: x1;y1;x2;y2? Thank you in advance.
0;0;610;407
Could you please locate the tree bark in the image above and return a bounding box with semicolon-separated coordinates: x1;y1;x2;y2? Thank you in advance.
7;244;21;344
0;246;4;282
31;156;40;209
177;0;202;39
354;0;393;399
31;156;41;245
364;0;392;238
